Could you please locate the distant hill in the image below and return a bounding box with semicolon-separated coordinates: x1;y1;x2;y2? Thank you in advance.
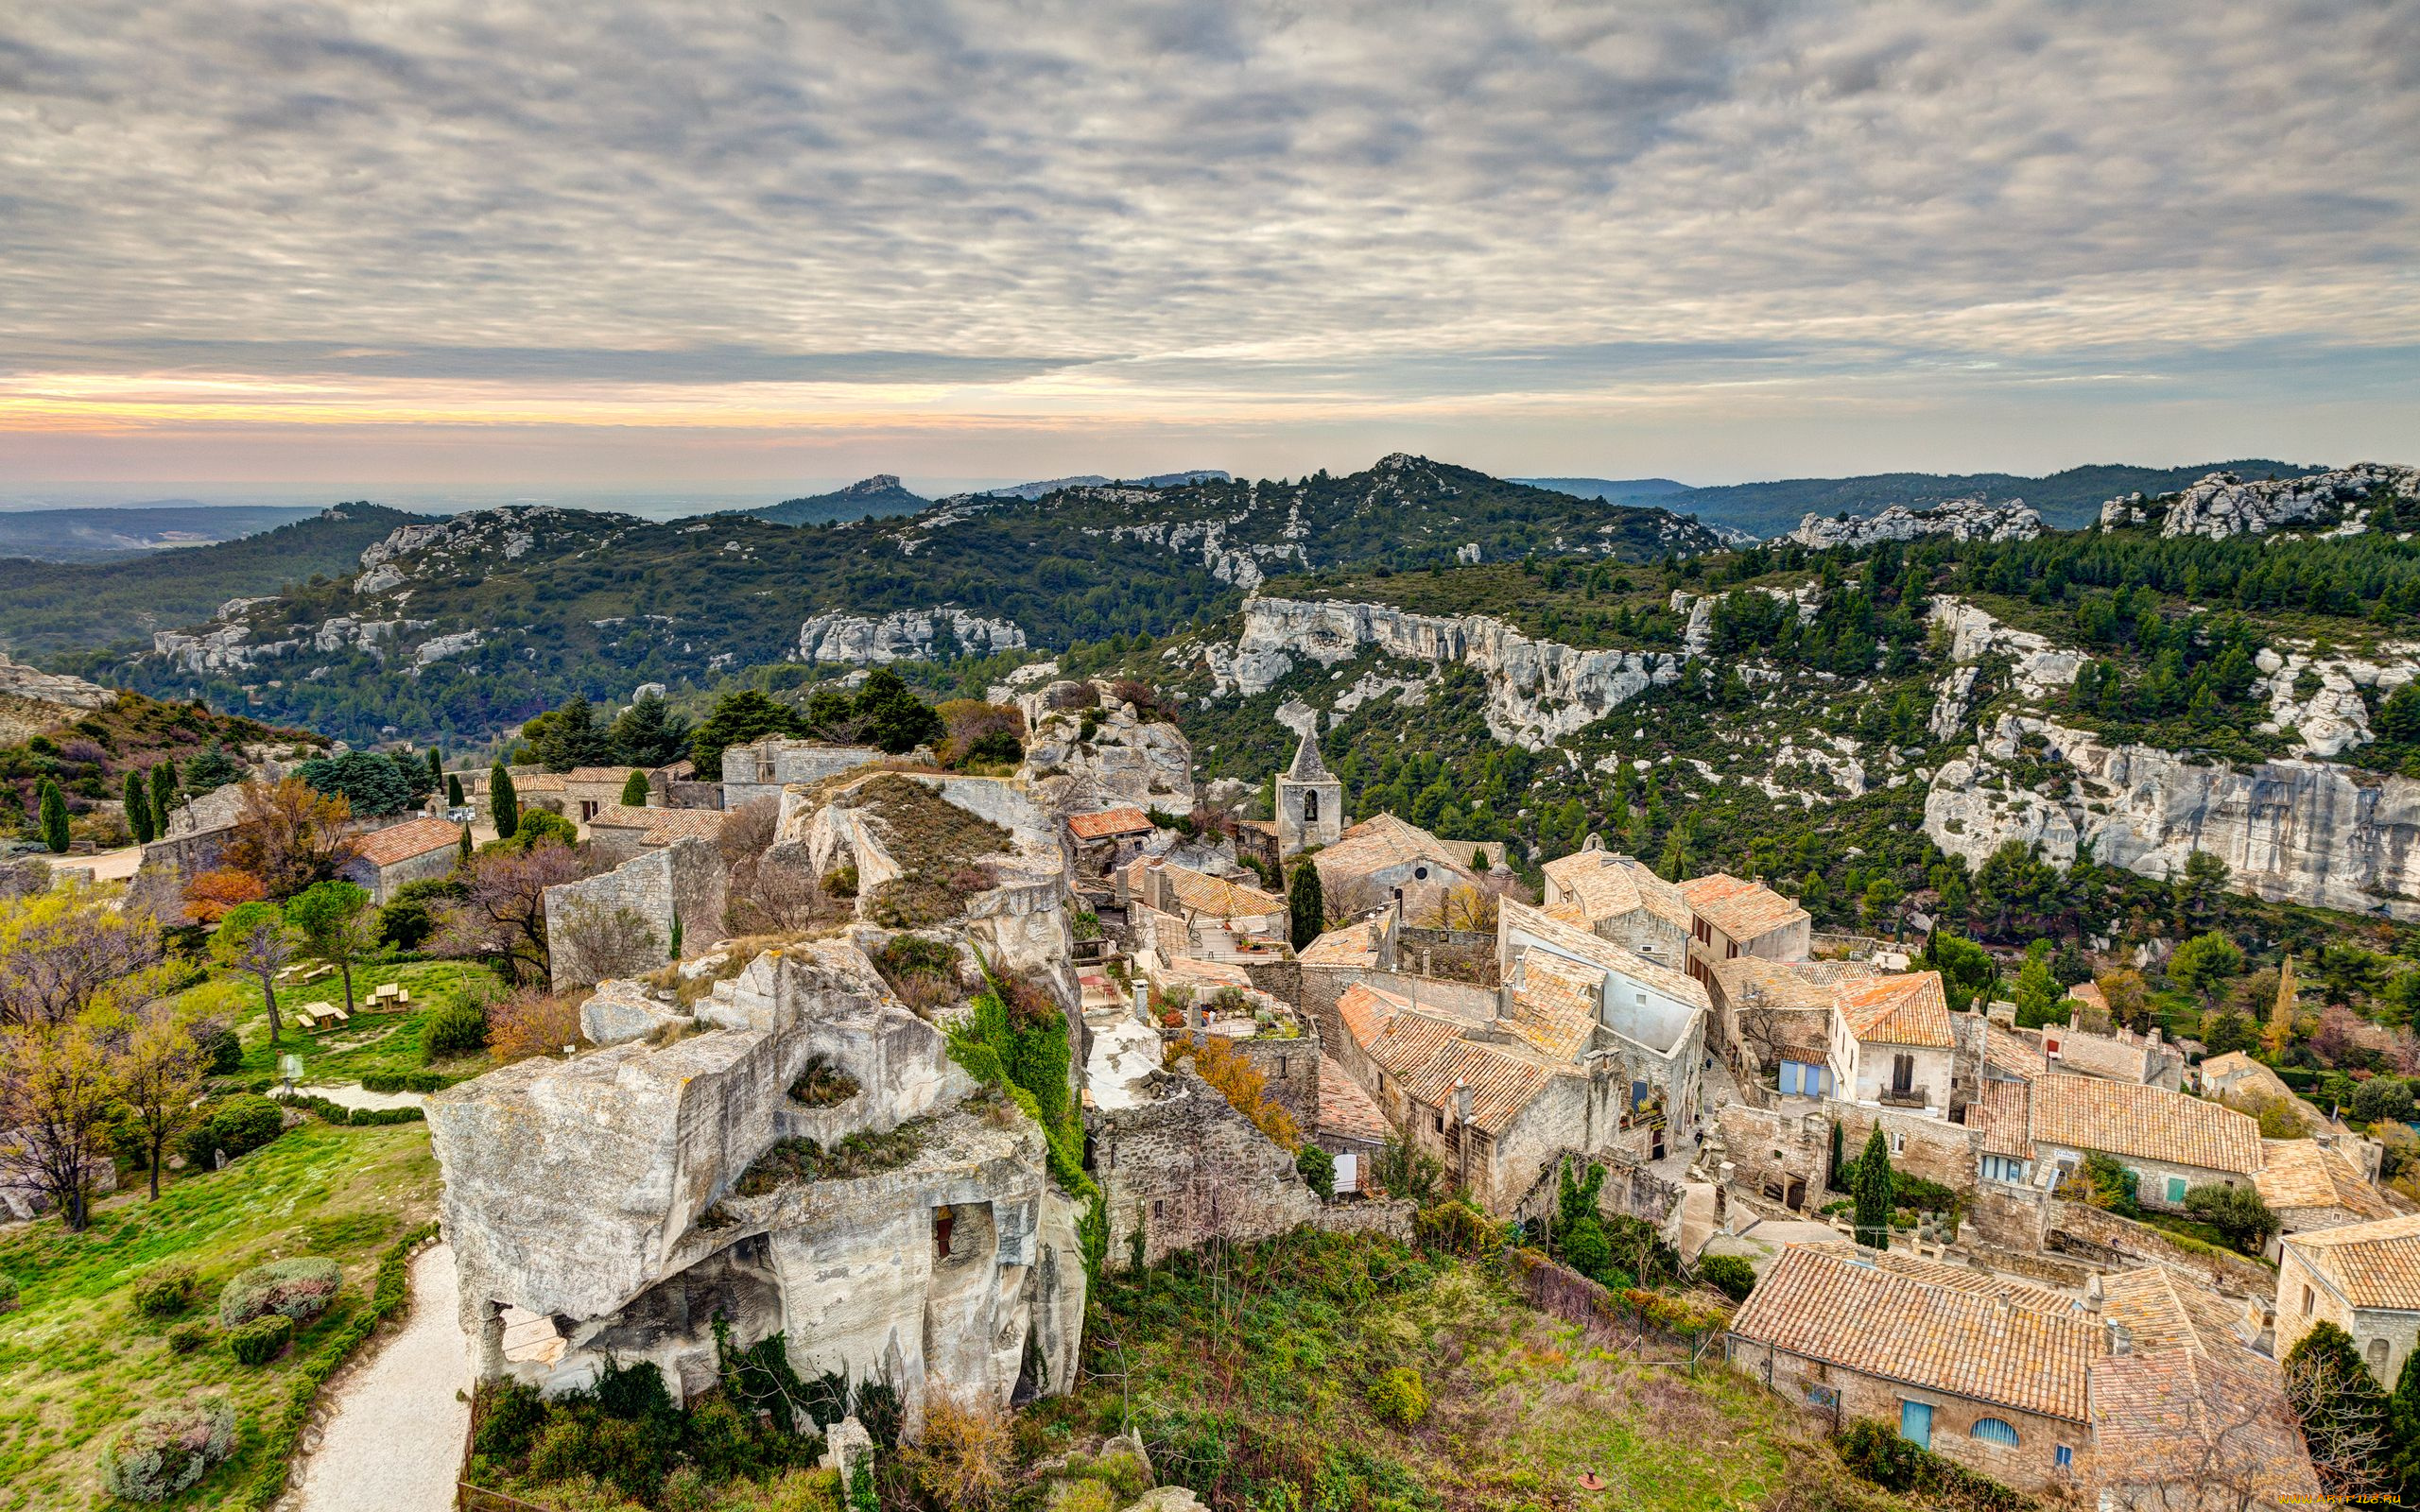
984;469;1231;500
1513;477;1692;504
95;455;1730;747
0;503;429;660
750;474;930;526
0;503;319;563
1659;460;2325;538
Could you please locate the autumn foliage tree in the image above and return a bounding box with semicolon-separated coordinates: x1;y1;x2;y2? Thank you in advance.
0;882;168;1030
182;868;268;925
1180;1033;1301;1147
219;780;362;900
112;1005;207;1200
0;1022;115;1230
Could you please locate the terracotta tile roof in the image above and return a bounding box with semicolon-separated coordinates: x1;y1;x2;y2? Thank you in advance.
1539;849;1692;934
2045;1026;2156;1084
1335;982;1563;1137
1318;1054;1392;1143
1508;953;1602;1060
1983;1022;2044;1081
2028;1074;2263;1176
1729;1244;2103;1422
563;765;637;783
2282;1212;2420;1310
1838;972;1953;1049
1297;919;1380;967
1971;1078;2035;1159
1713;956;1880;1011
2098;1267;2205;1354
1137;860;1281;919
514;772;566;793
354;816;464;868
2089;1347;2319;1503
1313;814;1480;888
1068;806;1155;841
2256;1140;2393;1221
1800;1242;2076;1314
1678;872;1808;944
589;803;728;847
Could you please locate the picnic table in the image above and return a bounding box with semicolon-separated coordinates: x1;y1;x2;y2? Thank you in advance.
294;1000;350;1032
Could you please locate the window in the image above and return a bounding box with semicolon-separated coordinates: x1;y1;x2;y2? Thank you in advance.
2054;1445;2073;1470
2304;1285;2315;1315
1891;1131;1906;1155
1970;1418;2019;1448
1982;1155;2029;1184
1433;1111;1444;1133
1150;1199;1163;1221
1413;866;1428;881
1634;989;1647;1005
2166;1176;2187;1205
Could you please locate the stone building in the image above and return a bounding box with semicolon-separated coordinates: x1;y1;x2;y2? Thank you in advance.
428;942;1088;1429
1836;972;1956;1118
1066;806;1158;879
1727;1243;2100;1494
544;835;730;989
1677;872;1810;988
2253;1138;2396;1259
720;738;885;810
586;804;731;867
339;815;464;903
1273;731;1342;856
562;766;644;827
2016;1074;2264;1213
1309;814;1483;924
1537;839;1692;970
2276;1212;2420;1384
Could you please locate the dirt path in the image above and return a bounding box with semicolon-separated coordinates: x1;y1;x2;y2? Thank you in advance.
285;1243;471;1512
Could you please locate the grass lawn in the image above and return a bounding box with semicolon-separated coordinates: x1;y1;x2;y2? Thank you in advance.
0;1122;441;1510
1028;1230;1871;1512
179;956;505;1087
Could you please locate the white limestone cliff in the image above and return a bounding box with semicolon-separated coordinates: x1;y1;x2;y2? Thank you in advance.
797;608;1027;664
1788;499;2043;550
2100;464;2420;540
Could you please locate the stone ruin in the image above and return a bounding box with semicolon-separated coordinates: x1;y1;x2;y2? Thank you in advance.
427;937;1087;1431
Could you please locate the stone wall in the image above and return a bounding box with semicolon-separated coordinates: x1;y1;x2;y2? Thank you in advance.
1089;1064;1411;1267
2045;1199;2275;1298
1507;1148;1686;1241
721;739;884;810
1164;1025;1322;1130
1395;926;1499;987
544;836;729;990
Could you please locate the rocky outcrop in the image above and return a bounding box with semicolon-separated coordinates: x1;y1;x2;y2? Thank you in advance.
1788;499;2043;550
1927;713;2420;917
1016;682;1194;812
2100;464;2420;540
0;651;115;713
1205;597;1685;751
430;940;1086;1422
2251;644;2420;760
796;608;1027;664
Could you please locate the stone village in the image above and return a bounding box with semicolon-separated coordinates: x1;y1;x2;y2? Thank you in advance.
178;664;2411;1508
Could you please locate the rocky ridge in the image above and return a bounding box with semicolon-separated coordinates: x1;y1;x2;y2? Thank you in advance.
797;608;1028;664
1787;499;2043;550
2099;464;2420;540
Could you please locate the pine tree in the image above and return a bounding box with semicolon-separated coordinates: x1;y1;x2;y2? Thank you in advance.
37;778;70;853
149;761;179;836
490;761;519;840
1853;1125;1893;1249
1288;860;1325;951
123;768;154;845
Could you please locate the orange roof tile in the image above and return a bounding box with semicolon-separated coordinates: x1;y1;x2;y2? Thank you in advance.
1297;919;1381;967
2028;1074;2262;1176
2255;1140;2393;1221
1312;814;1481;887
1318;1054;1392;1143
1508;953;1602;1060
2283;1212;2420;1310
2089;1347;2318;1503
1335;982;1564;1137
1838;971;1953;1049
1539;849;1692;934
1971;1078;2035;1159
1729;1245;2101;1422
1068;806;1155;840
1677;872;1808;944
354;816;464;868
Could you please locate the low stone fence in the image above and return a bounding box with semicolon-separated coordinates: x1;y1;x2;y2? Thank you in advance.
2047;1199;2274;1297
1509;1251;1731;1366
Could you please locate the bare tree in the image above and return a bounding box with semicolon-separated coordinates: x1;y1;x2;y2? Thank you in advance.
210;902;298;1046
717;796;782;866
0;1022;116;1229
434;842;587;985
1420;883;1499;933
113;1006;206;1200
727;850;830;935
552;898;663;987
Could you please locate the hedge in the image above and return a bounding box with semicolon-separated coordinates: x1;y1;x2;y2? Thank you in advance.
359;1070;448;1093
241;1221;438;1509
277;1092;426;1126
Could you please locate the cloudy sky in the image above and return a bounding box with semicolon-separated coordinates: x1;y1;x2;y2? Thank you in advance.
2;0;2414;493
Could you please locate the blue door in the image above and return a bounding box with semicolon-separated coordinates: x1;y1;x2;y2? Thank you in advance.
1900;1400;1933;1449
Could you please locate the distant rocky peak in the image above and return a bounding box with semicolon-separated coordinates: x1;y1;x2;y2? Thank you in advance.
838;474;903;494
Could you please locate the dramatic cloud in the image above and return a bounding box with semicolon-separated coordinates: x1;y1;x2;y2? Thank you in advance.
1;0;2413;482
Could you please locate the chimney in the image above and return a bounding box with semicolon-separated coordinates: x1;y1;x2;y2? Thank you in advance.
1455;1079;1474;1127
2106;1320;2132;1356
1132;982;1150;1022
2083;1274;2103;1314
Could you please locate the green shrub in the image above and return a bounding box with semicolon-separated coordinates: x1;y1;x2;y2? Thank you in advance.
229;1314;295;1365
1295;1143;1336;1199
1699;1253;1757;1302
218;1256;341;1328
0;1272;18;1314
1833;1419;2026;1511
473;1379;550;1460
1046;1481;1117;1512
178;1092;287;1168
424;1000;490;1061
198;1025;243;1074
132;1262;199;1317
360;1069;447;1093
96;1394;236;1502
166;1320;211;1354
1367;1366;1428;1429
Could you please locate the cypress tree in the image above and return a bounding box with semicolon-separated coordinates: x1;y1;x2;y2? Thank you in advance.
446;773;465;806
1288;860;1324;951
2287;1321;2391;1491
458;825;474;865
2387;1345;2420;1497
426;747;443;787
38;778;70;853
149;760;178;836
1853;1125;1893;1249
124;768;155;844
669;909;683;960
1828;1120;1844;1191
490;761;519;839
